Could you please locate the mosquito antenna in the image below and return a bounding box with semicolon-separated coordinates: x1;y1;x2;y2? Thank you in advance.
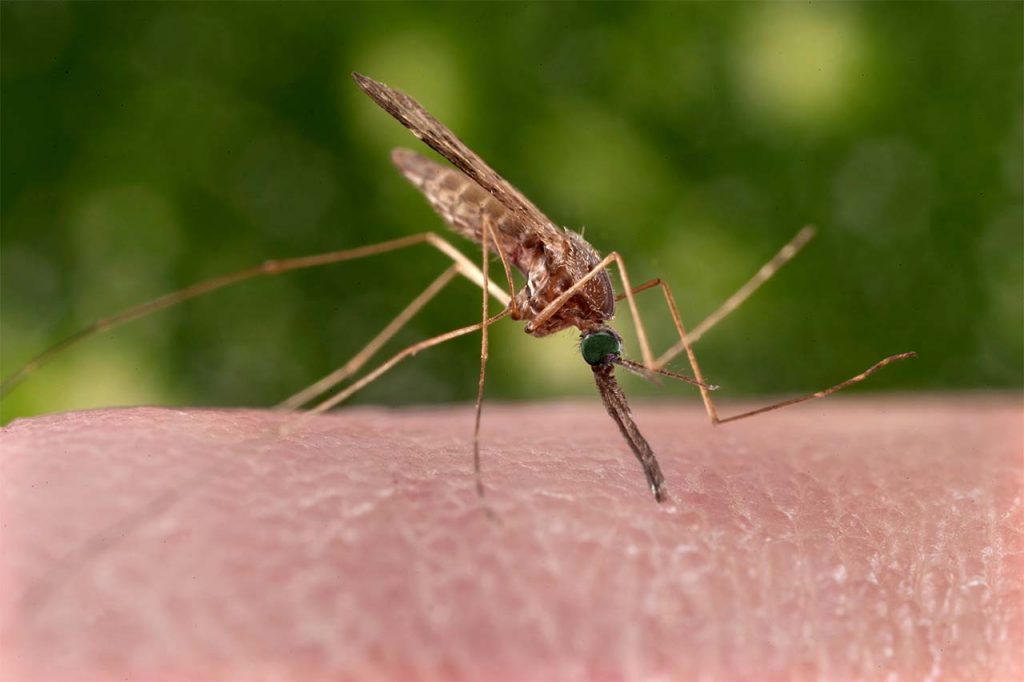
591;362;666;503
614;357;718;390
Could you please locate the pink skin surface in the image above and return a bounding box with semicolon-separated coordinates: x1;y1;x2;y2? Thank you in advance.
1;397;1021;681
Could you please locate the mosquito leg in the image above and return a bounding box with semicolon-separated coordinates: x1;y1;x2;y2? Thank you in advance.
653;225;816;368
641;279;719;423
712;353;917;424
279;240;509;502
487;217;520;320
277;219;521;413
287;308;511;425
2;232;510;398
277;265;461;410
525;251;658;370
608;254;657;369
623;274;915;425
472;216;495;500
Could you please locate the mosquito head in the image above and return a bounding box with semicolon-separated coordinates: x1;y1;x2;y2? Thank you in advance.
580;328;623;367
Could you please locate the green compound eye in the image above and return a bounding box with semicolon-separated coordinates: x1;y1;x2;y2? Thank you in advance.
580;330;622;366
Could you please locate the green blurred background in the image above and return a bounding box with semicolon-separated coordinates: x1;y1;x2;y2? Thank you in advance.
2;2;1021;422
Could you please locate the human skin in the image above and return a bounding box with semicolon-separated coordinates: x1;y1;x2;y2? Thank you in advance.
1;397;1021;681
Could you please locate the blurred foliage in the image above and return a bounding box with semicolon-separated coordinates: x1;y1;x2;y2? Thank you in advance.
2;2;1021;421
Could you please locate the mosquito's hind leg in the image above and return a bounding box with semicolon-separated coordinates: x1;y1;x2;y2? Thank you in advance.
2;232;510;400
272;218;514;505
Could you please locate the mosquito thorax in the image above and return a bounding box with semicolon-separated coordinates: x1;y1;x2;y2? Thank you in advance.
580;329;622;366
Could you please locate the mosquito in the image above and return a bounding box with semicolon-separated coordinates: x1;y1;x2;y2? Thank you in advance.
2;73;915;503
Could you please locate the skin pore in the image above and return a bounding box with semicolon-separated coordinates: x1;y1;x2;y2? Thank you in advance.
1;396;1020;681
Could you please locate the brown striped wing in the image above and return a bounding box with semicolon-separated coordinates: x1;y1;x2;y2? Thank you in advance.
391;148;553;276
353;73;562;244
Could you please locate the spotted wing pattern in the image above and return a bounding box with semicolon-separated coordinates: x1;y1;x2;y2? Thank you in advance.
353;73;562;244
390;148;537;275
356;73;615;337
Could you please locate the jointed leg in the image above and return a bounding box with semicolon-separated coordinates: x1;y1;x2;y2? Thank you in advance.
280;308;510;432
653;225;816;368
472;216;495;500
487;219;520;320
618;271;915;425
2;231;510;398
712;353;917;424
277;233;513;411
277;266;461;410
527;227;914;426
618;226;817;364
612;225;818;422
526;250;659;370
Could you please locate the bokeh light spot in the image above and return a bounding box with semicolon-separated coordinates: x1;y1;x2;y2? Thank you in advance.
229;133;338;240
735;5;868;129
522;99;675;238
70;185;183;320
833;139;934;245
1;3;72;78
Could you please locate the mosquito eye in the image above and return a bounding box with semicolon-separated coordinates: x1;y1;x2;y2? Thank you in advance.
581;330;621;366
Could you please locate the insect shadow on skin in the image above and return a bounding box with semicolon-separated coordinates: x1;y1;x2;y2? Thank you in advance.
1;73;917;505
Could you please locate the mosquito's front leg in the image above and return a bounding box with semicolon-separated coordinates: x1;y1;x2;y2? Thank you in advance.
622;264;915;426
527;229;915;427
653;225;817;368
524;250;659;369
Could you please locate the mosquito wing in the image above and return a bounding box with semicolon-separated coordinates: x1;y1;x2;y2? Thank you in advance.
353;73;561;242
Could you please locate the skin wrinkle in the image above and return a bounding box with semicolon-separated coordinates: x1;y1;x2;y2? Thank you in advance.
2;398;1022;681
